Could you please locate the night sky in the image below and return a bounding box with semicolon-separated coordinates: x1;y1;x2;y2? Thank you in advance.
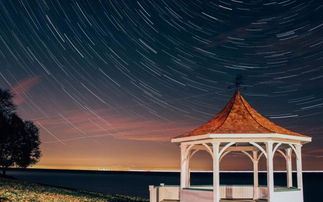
0;0;323;171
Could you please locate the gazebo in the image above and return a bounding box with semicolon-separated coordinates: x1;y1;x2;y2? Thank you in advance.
149;91;311;202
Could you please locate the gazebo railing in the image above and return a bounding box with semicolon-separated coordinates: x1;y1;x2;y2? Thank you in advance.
149;184;271;202
149;184;303;202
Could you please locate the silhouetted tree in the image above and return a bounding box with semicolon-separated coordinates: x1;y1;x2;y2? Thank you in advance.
0;88;41;175
15;120;41;168
0;114;14;175
0;89;16;175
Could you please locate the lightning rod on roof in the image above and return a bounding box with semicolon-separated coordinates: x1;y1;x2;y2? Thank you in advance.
235;74;243;91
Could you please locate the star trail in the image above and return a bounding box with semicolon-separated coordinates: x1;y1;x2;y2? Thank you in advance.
0;0;323;170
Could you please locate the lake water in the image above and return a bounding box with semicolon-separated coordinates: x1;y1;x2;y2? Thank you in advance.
5;169;322;201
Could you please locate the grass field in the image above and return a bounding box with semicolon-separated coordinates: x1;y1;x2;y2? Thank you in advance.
0;176;148;202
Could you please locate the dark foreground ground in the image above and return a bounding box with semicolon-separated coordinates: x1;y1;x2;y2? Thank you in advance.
0;175;148;202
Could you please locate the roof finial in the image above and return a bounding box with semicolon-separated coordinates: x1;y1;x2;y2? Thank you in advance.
234;74;243;92
228;74;246;92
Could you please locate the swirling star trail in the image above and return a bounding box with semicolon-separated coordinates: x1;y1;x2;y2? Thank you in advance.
0;0;323;170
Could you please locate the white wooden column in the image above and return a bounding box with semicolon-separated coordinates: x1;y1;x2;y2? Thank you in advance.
296;144;303;189
180;144;189;189
212;142;220;202
253;151;259;200
266;142;274;202
185;156;190;187
285;148;293;188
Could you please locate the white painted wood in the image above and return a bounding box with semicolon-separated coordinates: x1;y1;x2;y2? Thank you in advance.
185;156;190;187
159;186;180;202
221;150;254;163
253;151;259;200
285;148;293;188
224;146;258;151
184;144;195;157
241;151;253;161
189;185;267;199
149;185;157;202
202;143;213;156
180;144;188;189
296;144;303;191
181;189;212;202
171;133;312;143
189;149;199;159
272;189;303;202
288;143;298;157
212;142;220;202
277;149;287;160
219;142;236;157
180;138;271;145
273;142;282;155
250;142;268;159
151;185;305;202
219;151;230;162
220;185;257;199
266;142;274;202
258;152;264;161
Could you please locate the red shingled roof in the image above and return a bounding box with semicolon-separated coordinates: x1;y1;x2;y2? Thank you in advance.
176;91;308;138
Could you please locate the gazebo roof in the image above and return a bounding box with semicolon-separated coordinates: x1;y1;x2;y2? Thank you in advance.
174;91;310;140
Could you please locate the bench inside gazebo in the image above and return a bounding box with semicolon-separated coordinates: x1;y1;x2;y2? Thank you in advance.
149;91;311;202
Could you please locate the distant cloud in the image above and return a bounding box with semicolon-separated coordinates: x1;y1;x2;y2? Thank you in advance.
11;76;41;105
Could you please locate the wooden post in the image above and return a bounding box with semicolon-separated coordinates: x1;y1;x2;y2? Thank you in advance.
180;144;188;189
296;144;304;202
266;142;274;202
286;148;293;188
253;151;259;200
296;144;303;189
185;156;190;187
213;142;220;202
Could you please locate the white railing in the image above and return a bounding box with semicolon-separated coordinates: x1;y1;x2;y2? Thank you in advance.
221;185;254;199
149;184;179;202
181;188;213;202
149;184;302;202
149;184;268;202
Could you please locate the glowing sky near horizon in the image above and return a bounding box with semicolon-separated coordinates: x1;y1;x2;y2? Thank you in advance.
0;0;323;170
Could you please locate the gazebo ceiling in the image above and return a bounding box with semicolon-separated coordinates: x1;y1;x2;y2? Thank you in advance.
174;91;310;140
